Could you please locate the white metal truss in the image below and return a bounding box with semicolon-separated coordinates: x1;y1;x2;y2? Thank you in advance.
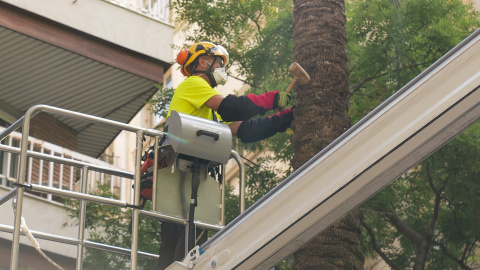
171;28;480;270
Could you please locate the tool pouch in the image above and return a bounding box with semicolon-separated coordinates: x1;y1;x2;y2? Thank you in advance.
132;147;168;203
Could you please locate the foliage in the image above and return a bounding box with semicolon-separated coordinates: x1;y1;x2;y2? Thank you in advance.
346;0;480;268
146;83;175;129
223;155;291;224
361;122;480;269
223;183;241;225
65;183;161;270
244;156;288;205
346;0;480;123
172;0;294;87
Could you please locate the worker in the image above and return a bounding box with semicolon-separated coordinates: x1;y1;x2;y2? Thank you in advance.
156;41;294;269
167;41;294;142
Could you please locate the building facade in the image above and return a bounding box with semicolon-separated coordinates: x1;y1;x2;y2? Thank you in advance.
0;0;173;268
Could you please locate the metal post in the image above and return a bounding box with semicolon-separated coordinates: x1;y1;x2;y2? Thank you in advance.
221;164;226;225
184;224;189;256
188;158;201;251
131;130;144;270
76;166;89;270
230;150;246;213
38;147;44;186
10;109;35;270
6;137;12;182
151;135;160;211
59;154;64;190
27;143;34;184
47;155;54;201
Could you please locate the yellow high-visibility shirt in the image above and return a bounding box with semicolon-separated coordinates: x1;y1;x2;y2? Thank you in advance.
167;76;223;121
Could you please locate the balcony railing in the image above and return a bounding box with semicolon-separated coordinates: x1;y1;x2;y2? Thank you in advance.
105;0;170;23
0;127;129;203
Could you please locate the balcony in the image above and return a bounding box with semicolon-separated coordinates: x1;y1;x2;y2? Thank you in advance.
0;0;173;158
0;127;131;203
105;0;170;23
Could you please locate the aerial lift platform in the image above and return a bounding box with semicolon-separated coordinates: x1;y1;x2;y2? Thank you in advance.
1;27;480;269
0;105;246;269
167;27;480;269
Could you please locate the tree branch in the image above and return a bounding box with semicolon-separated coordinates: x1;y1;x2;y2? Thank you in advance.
228;74;257;88
461;238;478;266
361;221;402;270
425;161;446;236
384;212;424;246
349;61;431;95
383;211;429;270
433;240;474;270
237;1;264;40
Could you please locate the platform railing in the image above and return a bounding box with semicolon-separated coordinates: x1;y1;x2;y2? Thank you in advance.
0;104;245;270
0;127;123;202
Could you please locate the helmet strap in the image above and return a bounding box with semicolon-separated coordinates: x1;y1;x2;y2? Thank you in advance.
192;56;219;87
205;56;219;87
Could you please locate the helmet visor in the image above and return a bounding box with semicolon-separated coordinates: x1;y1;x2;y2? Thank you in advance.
211;45;229;66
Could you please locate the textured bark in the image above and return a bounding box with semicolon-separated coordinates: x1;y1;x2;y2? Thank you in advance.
293;209;364;269
291;0;364;268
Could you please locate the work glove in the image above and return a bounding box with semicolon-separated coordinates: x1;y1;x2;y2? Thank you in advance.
237;106;294;143
273;106;294;132
218;90;289;121
275;92;291;110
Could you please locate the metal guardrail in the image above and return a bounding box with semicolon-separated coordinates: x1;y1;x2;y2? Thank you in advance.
104;0;170;23
0;128;126;202
0;222;159;260
0;104;246;270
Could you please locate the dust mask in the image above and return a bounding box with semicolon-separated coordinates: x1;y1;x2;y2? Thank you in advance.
212;68;228;85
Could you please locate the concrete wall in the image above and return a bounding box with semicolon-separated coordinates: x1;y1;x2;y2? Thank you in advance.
0;187;86;266
2;0;173;63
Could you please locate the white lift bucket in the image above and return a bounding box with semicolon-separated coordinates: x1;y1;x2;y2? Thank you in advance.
154;111;233;225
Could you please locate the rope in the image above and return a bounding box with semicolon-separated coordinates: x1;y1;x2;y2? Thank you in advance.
20;217;65;270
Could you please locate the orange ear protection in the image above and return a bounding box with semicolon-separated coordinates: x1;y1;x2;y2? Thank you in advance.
176;49;189;65
176;49;190;76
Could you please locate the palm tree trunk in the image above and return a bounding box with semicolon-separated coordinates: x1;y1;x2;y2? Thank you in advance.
291;0;364;268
